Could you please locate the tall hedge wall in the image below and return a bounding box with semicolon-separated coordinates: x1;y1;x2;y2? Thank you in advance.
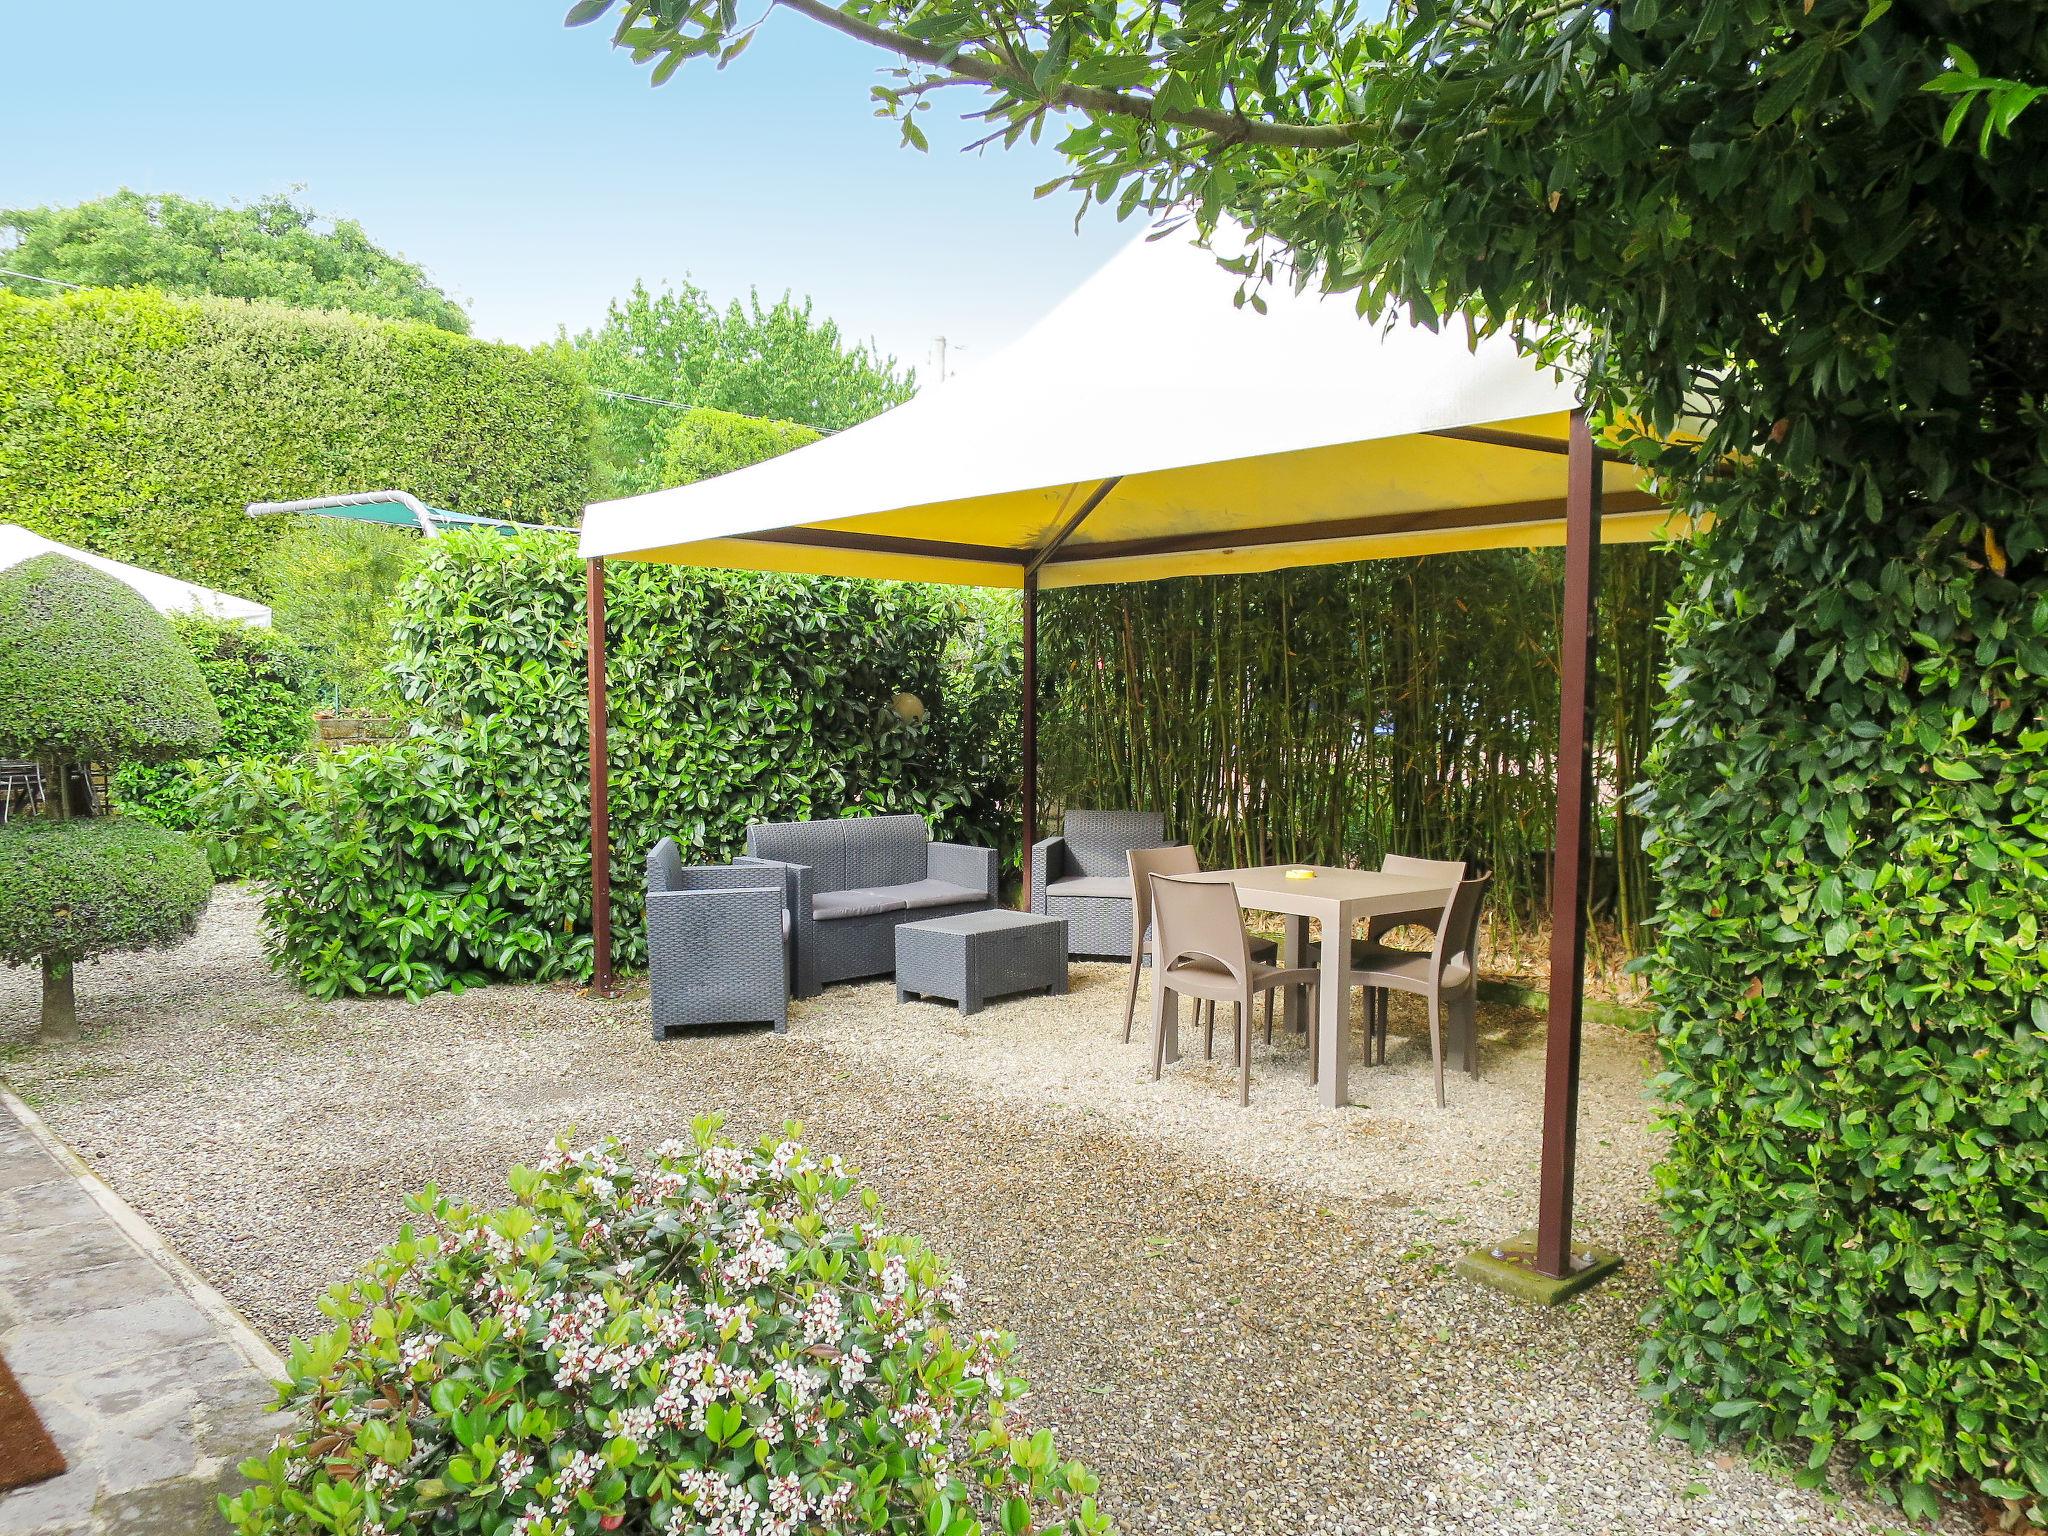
203;532;1017;998
1638;461;2048;1514
0;288;592;596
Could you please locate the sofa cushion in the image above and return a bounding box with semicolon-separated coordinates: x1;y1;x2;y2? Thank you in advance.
844;814;927;889
814;887;909;921
1046;875;1133;901
893;878;986;911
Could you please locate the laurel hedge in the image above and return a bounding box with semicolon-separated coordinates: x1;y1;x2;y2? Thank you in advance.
112;615;316;869
0;287;592;596
202;532;1018;997
1637;463;2048;1517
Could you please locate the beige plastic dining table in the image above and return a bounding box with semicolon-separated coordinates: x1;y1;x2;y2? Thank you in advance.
1174;864;1456;1108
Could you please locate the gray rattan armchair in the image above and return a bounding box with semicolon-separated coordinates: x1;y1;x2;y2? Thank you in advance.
742;814;997;996
646;839;789;1037
1031;809;1174;958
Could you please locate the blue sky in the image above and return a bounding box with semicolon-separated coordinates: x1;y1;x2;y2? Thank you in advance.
2;0;1135;375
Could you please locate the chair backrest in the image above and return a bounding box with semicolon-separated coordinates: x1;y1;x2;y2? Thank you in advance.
1064;809;1168;878
1432;875;1491;986
647;836;685;893
1382;853;1467;885
1128;844;1200;934
1149;874;1250;988
745;814;928;892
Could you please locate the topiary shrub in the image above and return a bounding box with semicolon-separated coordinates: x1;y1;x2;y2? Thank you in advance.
222;1124;1112;1536
0;554;223;766
0;553;221;1036
0;817;215;992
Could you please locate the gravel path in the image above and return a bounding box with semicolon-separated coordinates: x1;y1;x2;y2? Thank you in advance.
0;888;1951;1536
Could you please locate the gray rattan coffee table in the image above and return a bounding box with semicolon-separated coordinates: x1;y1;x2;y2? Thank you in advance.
895;909;1068;1016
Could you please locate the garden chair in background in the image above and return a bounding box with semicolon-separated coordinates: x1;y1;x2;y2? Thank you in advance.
1353;874;1492;1107
646;838;789;1037
1032;809;1172;958
1122;844;1280;1043
0;761;44;825
1146;873;1322;1107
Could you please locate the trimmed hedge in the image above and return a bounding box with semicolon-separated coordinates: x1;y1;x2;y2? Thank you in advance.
0;816;214;970
1638;468;2048;1514
0;287;593;596
202;532;1018;997
113;615;314;860
0;554;221;766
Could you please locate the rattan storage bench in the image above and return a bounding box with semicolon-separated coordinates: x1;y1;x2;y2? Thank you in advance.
895;910;1068;1017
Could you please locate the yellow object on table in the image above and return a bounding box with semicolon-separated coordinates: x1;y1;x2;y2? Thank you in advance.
1284;867;1316;880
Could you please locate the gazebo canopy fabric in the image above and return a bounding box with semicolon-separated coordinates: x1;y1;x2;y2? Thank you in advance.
0;524;271;625
578;222;1668;586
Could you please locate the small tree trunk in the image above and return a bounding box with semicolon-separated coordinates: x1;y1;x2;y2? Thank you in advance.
41;956;78;1042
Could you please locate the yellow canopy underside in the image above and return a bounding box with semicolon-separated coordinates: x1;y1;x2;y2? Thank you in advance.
610;413;1676;589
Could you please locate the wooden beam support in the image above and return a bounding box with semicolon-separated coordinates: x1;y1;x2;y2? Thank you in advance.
1427;425;1627;463
1020;574;1038;910
1025;476;1122;579
1535;409;1602;1279
587;557;615;998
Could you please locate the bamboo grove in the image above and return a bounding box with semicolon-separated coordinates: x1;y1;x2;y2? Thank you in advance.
1038;544;1675;948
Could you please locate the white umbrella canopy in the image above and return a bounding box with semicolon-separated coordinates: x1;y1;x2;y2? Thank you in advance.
0;524;272;624
578;221;1666;587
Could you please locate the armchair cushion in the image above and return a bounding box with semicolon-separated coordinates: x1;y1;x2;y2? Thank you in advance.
1046;875;1133;901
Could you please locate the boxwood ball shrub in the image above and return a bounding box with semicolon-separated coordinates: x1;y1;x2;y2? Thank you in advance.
0;554;222;767
0;553;221;1036
0;817;215;1006
222;1124;1111;1536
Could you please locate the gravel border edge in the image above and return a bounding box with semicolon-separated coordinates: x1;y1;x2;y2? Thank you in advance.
0;1082;287;1381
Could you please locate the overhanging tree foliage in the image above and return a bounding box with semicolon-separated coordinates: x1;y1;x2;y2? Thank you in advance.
554;280;913;497
572;0;2048;1516
0;189;469;332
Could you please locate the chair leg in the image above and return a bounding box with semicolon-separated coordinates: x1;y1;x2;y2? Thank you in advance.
1238;995;1252;1107
1457;993;1479;1077
1263;989;1274;1044
1150;981;1172;1081
1306;981;1322;1090
1203;999;1215;1060
1428;994;1445;1108
1122;947;1142;1044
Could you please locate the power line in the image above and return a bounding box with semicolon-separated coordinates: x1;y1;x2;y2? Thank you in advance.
0;267;85;291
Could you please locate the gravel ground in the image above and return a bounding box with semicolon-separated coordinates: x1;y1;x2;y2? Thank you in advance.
0;888;1949;1536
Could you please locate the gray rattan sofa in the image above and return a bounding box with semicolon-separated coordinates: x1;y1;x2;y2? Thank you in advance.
1030;809;1174;959
646;839;788;1036
742;814;998;996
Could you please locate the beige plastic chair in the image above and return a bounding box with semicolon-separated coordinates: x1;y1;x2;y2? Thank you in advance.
1122;846;1279;1043
1147;874;1322;1107
1364;854;1468;944
1354;874;1491;1108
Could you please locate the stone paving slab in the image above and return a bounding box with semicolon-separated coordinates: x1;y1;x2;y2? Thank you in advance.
0;1091;286;1536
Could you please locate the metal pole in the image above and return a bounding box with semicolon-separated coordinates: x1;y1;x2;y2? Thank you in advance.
1534;409;1603;1279
587;557;614;997
1020;573;1038;909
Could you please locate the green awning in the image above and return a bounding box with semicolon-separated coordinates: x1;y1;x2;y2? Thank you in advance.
245;490;569;537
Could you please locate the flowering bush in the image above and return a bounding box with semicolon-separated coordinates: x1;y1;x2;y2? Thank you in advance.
222;1122;1112;1536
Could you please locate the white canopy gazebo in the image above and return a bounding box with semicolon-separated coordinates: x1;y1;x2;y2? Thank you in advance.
578;222;1677;1294
0;524;272;625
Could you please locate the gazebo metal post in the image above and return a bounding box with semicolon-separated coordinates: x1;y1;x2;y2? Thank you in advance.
1535;409;1601;1278
587;556;615;997
1020;574;1038;908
